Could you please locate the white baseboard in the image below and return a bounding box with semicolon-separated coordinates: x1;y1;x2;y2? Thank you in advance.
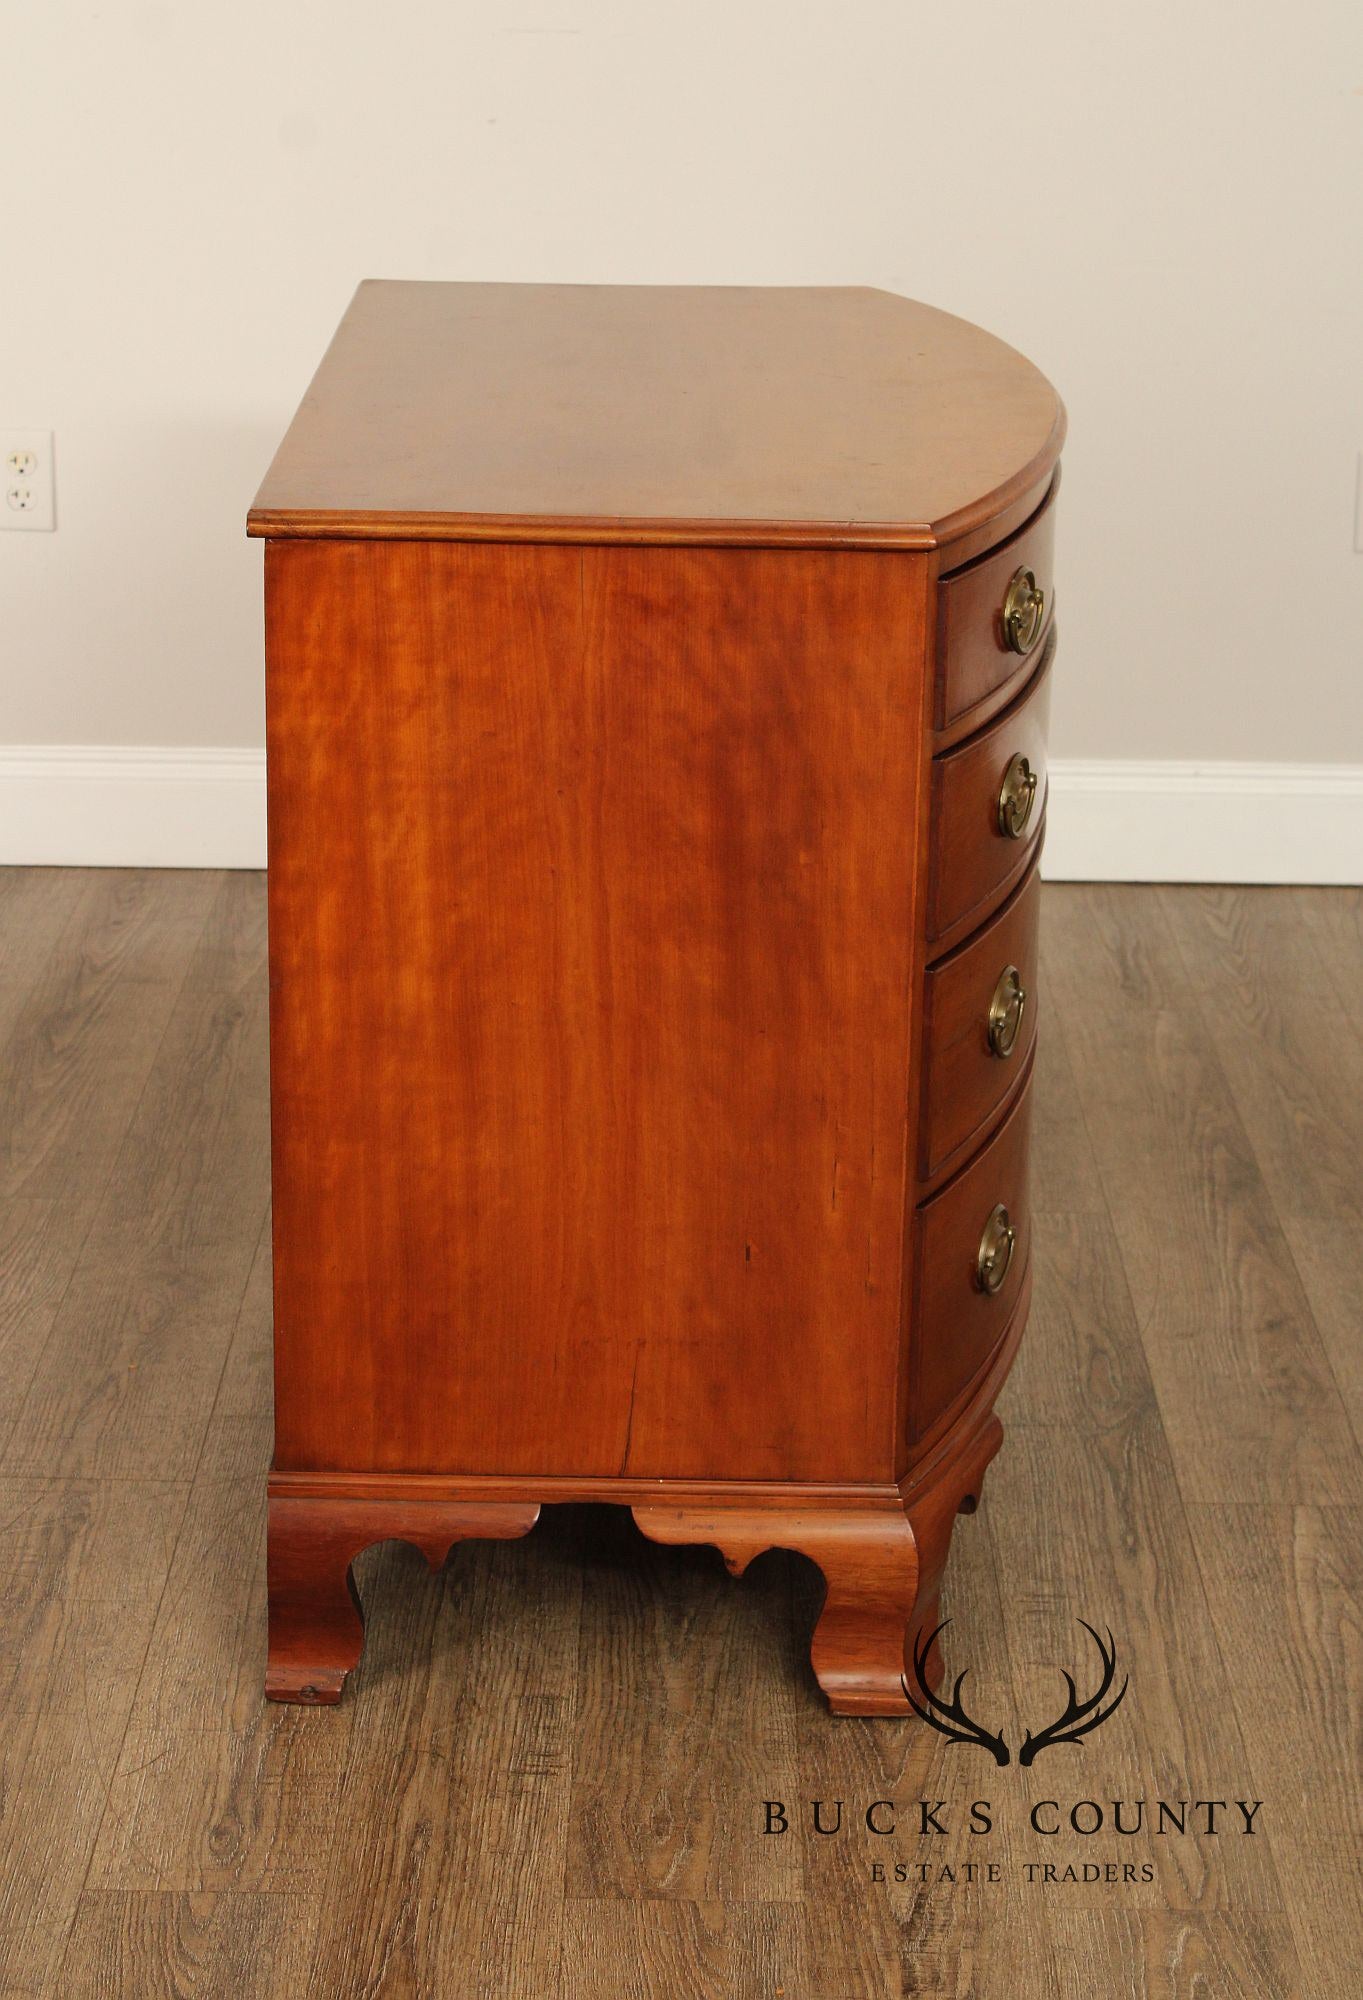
0;746;267;869
0;745;1360;884
1042;760;1363;884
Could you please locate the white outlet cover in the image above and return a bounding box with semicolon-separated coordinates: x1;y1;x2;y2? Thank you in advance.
2;429;55;532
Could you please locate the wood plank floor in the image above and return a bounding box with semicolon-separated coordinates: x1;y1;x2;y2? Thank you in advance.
1;871;1358;1999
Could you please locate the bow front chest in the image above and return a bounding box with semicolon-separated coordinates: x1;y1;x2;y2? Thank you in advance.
249;281;1063;1713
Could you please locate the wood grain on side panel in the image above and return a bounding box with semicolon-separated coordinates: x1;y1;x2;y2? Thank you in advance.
265;539;930;1486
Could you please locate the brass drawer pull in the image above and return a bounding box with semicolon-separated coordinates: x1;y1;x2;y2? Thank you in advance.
976;1203;1016;1296
1002;566;1046;656
997;754;1038;839
987;964;1027;1059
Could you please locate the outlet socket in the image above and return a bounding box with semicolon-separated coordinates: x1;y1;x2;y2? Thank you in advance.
1;430;55;531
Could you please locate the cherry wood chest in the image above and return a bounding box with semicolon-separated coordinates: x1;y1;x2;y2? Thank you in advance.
248;282;1063;1713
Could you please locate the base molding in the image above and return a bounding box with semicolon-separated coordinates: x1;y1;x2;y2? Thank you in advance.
265;1411;1005;1715
3;744;1360;882
266;1290;1026;1713
268;1467;907;1507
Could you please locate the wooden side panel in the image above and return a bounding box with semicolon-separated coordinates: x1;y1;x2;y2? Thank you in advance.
265;540;929;1484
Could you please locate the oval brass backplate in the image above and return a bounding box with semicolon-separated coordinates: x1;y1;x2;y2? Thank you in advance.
1002;566;1046;656
975;1202;1016;1296
997;754;1038;840
987;964;1027;1059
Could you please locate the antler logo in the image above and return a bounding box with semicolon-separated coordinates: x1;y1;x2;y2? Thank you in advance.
904;1618;1129;1767
1018;1620;1128;1766
904;1622;1010;1765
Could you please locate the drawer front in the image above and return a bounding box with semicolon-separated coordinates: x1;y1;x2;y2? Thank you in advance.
937;479;1057;735
927;642;1052;947
911;1068;1034;1440
920;861;1041;1183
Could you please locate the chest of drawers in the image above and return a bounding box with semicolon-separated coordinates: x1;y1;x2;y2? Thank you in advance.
249;282;1063;1714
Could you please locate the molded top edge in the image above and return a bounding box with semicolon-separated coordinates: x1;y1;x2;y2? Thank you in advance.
248;281;1065;553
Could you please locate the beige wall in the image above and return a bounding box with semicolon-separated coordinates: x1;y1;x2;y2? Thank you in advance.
3;1;1361;762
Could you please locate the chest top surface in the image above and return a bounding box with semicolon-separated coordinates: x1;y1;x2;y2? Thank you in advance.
248;281;1063;552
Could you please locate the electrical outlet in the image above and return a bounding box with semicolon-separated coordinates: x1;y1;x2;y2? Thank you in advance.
1;430;55;531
